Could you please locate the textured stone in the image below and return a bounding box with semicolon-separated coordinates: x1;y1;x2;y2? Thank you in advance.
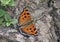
0;0;59;42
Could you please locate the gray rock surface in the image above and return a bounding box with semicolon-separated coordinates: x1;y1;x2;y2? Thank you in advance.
0;0;60;42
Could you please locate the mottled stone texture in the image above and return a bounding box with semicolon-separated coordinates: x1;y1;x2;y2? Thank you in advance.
0;0;60;42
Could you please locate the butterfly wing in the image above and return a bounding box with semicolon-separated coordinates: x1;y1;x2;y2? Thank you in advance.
18;8;31;25
21;23;37;35
18;8;37;36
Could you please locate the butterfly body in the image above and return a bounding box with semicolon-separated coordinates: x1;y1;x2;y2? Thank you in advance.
18;7;37;37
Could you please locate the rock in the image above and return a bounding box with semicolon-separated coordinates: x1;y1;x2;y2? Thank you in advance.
0;0;60;42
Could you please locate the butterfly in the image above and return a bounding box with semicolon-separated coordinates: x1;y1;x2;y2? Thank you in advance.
18;7;37;37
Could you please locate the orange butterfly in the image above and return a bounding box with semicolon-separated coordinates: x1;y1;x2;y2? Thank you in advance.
18;7;37;37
